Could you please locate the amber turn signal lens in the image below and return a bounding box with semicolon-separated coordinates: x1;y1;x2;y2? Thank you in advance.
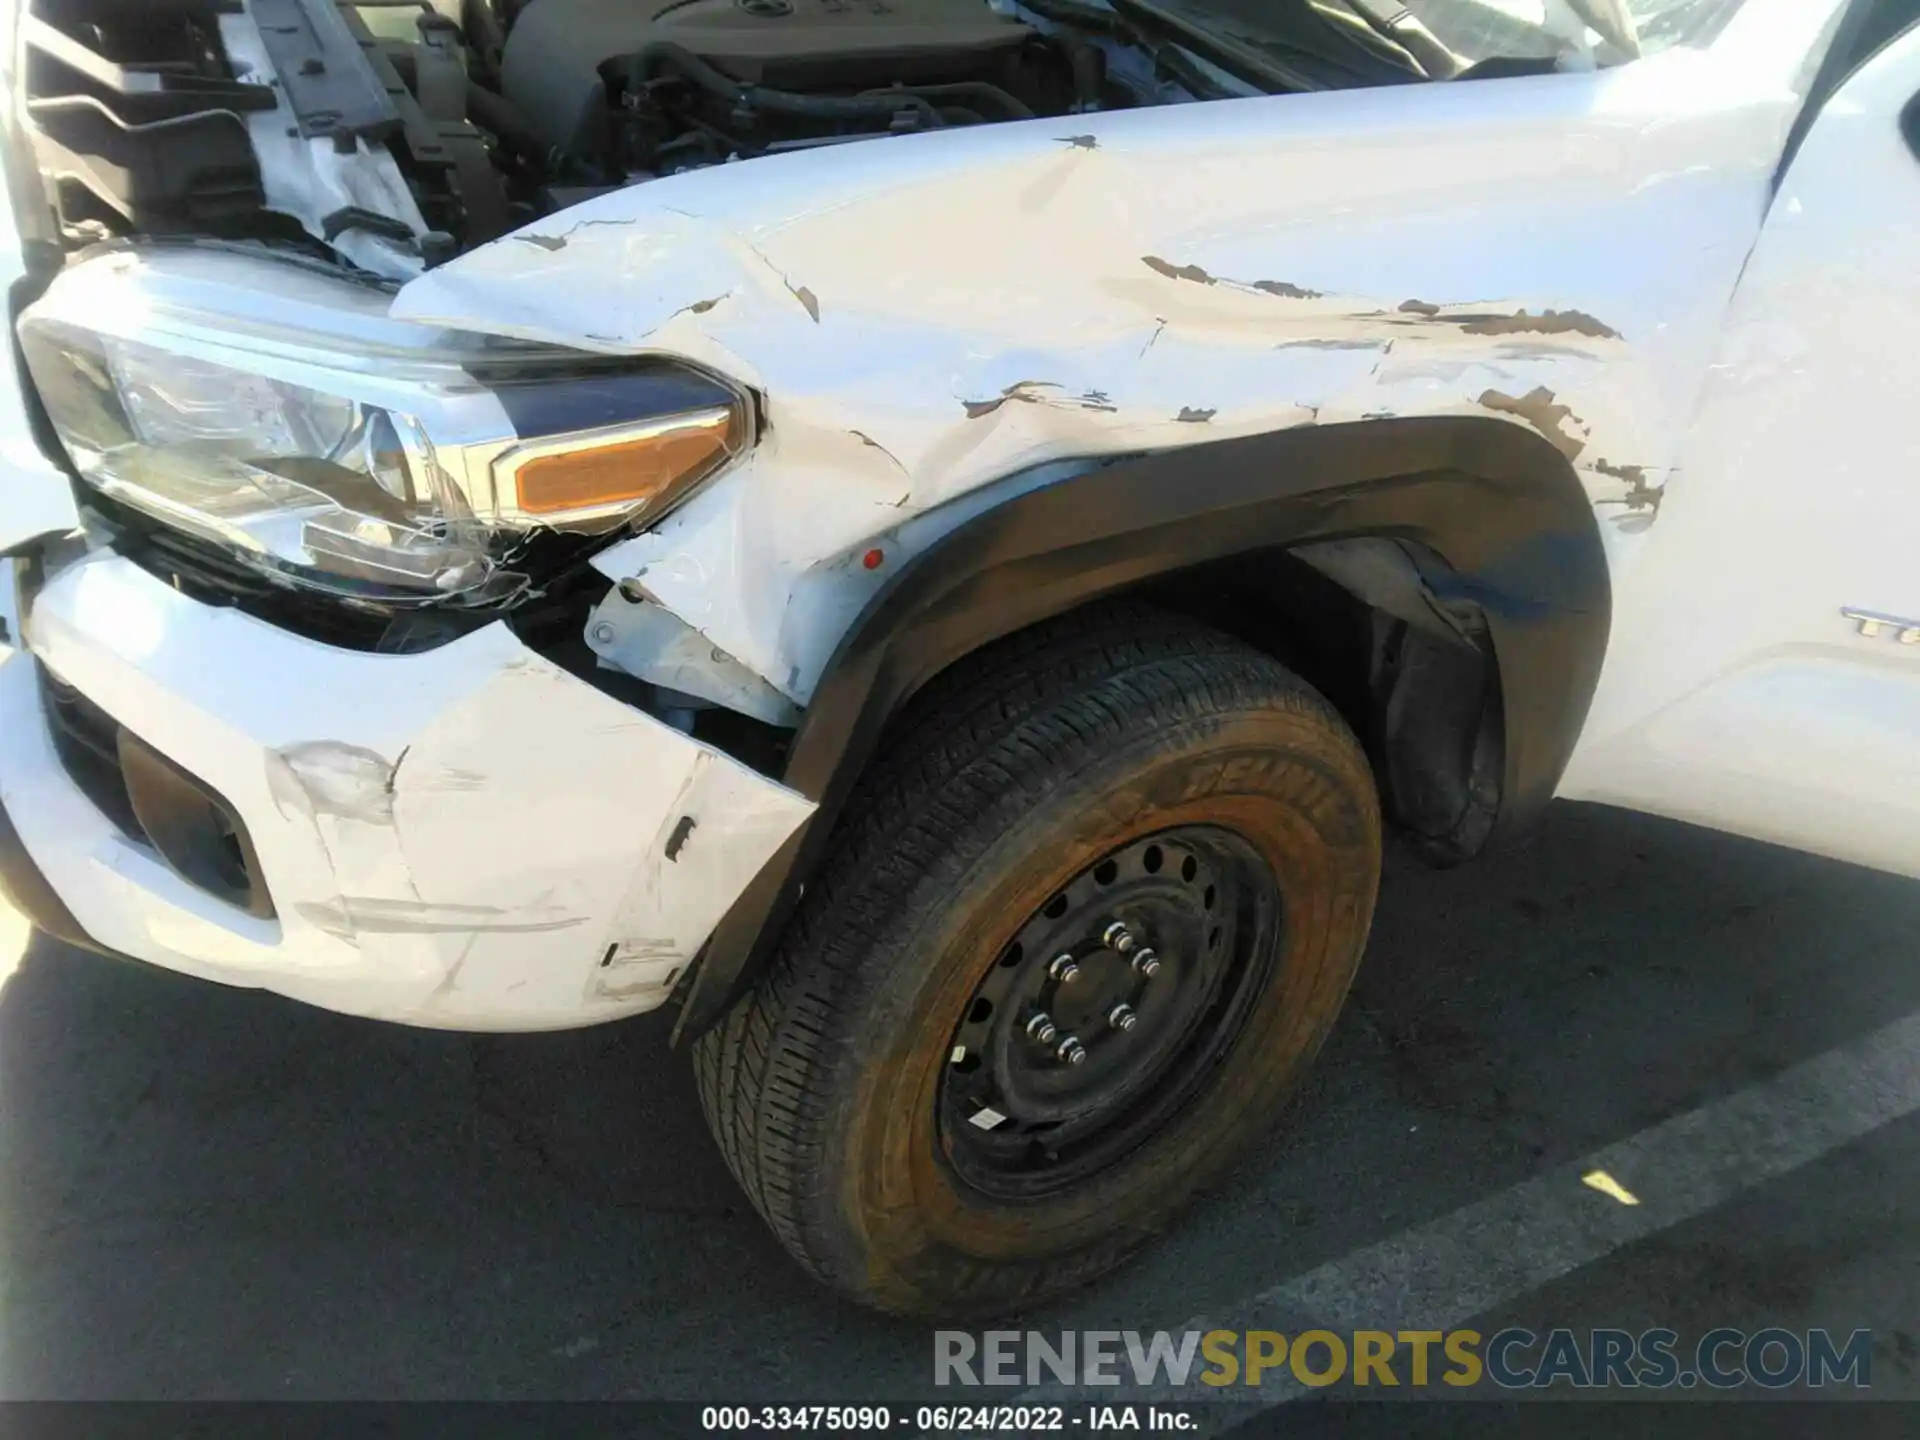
508;407;738;519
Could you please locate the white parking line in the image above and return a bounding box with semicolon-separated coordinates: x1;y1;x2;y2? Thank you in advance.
1016;1006;1920;1421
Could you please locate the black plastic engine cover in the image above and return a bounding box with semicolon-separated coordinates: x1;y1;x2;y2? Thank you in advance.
501;0;1035;157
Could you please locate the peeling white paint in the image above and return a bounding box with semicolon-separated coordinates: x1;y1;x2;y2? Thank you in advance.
395;0;1841;704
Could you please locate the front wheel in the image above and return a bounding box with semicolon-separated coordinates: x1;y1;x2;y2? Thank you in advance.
694;607;1381;1315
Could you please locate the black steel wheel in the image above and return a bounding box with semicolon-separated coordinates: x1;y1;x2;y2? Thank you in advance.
940;827;1282;1198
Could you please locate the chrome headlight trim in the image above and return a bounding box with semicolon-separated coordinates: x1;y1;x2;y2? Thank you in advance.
16;246;751;608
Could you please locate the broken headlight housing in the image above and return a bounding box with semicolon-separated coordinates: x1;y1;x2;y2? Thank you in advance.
18;248;748;608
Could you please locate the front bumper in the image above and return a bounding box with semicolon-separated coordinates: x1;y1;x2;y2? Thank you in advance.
0;752;91;953
0;550;814;1030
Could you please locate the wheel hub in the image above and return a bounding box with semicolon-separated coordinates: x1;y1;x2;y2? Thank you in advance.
938;826;1282;1199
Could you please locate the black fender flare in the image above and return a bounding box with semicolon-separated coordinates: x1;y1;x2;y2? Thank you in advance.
674;415;1609;1041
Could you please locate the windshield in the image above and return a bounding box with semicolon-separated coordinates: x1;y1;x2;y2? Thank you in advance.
1096;0;1753;93
1401;0;1750;69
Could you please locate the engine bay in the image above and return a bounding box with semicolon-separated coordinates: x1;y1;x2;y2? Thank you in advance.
13;0;1451;275
500;0;1101;176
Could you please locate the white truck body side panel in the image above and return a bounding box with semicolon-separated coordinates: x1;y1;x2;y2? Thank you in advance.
1562;19;1920;879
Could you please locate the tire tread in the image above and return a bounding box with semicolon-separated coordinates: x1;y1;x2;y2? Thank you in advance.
694;604;1369;1301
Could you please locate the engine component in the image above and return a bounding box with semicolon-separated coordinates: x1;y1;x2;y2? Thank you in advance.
20;0;511;267
21;0;273;240
252;0;402;143
358;8;515;246
10;0;1528;277
15;0;1121;272
500;0;1046;162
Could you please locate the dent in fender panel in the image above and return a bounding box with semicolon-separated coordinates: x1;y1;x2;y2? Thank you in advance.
673;416;1610;1039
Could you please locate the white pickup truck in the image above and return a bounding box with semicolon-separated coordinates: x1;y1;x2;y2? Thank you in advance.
0;0;1914;1315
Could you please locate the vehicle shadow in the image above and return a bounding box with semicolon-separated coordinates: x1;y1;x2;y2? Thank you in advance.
2;801;1918;1398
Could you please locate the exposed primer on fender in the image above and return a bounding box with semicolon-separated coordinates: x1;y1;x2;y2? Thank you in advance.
1141;255;1325;300
1594;459;1667;515
962;381;1120;419
1458;309;1622;341
1479;387;1591;462
787;281;821;323
665;815;697;861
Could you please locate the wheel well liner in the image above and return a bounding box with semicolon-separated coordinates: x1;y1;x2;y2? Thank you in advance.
672;415;1609;1041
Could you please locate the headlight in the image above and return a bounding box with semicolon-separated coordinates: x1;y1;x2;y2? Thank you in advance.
17;247;749;607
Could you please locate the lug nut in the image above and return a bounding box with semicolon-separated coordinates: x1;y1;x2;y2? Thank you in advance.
1107;1003;1138;1032
1132;948;1162;977
1101;921;1137;954
1048;954;1080;984
1026;1012;1058;1045
1056;1035;1087;1065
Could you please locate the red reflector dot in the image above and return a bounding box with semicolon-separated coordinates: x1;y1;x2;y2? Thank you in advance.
862;548;885;570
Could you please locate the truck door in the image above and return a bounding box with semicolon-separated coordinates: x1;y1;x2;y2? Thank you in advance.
1562;7;1920;878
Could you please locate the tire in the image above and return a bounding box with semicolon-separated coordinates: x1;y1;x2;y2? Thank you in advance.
694;604;1381;1315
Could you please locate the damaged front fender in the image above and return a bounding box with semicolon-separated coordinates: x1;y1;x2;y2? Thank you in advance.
394;37;1809;711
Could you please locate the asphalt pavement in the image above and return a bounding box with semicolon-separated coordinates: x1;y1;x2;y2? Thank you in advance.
2;800;1917;1420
